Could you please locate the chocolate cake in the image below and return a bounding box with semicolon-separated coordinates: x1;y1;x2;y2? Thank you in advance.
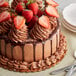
0;0;67;72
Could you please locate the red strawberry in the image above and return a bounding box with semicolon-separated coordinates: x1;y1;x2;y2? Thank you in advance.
0;0;9;7
22;10;33;23
37;9;44;17
28;2;38;15
45;5;59;18
23;0;28;5
38;15;50;29
15;2;25;14
28;16;38;28
0;11;11;23
14;16;25;29
11;13;17;19
46;0;59;7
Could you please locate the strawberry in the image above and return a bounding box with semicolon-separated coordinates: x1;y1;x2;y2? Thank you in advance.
14;16;25;29
46;0;59;7
0;11;11;23
0;0;9;7
11;13;17;19
28;2;38;15
15;2;25;14
38;15;50;29
37;9;43;17
45;5;59;18
22;10;33;23
28;16;38;28
23;0;28;5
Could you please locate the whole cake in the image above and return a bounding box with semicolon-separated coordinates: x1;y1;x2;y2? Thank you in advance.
0;0;67;72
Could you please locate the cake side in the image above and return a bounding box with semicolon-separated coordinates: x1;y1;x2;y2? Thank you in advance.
0;21;60;62
0;33;67;72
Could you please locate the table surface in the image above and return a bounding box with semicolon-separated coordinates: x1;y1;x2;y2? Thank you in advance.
0;0;76;76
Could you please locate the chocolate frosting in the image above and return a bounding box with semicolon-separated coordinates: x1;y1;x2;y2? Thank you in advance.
30;23;51;40
8;24;28;43
0;6;11;34
48;16;57;29
35;0;45;10
0;19;12;34
0;7;10;13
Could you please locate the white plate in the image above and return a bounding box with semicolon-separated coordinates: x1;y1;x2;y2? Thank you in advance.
63;3;76;26
62;22;76;32
62;18;76;30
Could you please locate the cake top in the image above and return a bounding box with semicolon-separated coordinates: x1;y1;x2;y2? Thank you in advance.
0;0;59;43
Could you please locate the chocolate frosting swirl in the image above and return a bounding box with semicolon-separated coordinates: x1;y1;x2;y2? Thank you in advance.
8;24;28;43
49;17;57;27
35;0;45;10
30;23;51;40
0;7;10;13
0;6;11;34
48;16;57;30
0;19;12;34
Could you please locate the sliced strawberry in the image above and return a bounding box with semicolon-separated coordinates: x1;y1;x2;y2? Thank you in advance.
22;10;33;23
38;15;50;29
45;5;59;18
46;0;59;7
28;16;38;28
28;2;39;15
37;9;44;17
14;16;25;29
15;2;25;14
0;11;11;23
0;0;9;7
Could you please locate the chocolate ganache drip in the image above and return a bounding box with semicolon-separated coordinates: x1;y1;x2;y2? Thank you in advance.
30;23;51;40
0;19;12;34
8;24;28;43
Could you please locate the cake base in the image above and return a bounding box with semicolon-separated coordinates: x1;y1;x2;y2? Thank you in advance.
0;34;67;72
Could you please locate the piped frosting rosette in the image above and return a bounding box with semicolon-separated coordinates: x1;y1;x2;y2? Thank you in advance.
0;7;10;13
49;16;57;29
0;18;12;34
30;15;51;40
8;16;28;43
0;1;12;34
